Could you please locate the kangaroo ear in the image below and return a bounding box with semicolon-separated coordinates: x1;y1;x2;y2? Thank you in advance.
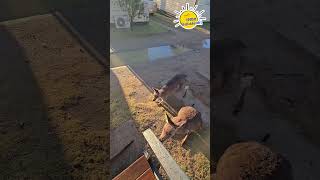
165;113;178;128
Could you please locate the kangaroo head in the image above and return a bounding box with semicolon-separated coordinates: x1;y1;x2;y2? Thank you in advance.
152;87;160;101
159;113;189;142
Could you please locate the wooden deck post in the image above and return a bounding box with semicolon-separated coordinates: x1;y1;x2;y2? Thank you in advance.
143;129;190;180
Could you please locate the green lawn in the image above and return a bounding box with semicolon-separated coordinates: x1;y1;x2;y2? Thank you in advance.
110;50;149;68
202;22;210;30
110;20;169;38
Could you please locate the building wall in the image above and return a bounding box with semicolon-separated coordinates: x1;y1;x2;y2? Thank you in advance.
156;0;196;15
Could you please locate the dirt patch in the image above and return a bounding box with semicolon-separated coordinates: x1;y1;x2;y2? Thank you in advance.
0;14;107;179
111;66;210;179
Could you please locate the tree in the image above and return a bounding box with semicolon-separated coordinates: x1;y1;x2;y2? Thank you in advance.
117;0;144;31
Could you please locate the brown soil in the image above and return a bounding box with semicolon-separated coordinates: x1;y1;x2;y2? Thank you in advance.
0;14;107;179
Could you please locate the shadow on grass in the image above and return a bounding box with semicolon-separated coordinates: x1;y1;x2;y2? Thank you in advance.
0;25;71;178
0;0;107;57
110;71;133;129
110;70;145;178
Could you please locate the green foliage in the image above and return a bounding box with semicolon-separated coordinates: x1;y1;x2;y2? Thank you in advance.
117;0;144;29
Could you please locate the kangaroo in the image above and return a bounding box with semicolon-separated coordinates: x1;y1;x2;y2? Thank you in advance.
215;142;293;180
152;74;188;104
159;106;202;145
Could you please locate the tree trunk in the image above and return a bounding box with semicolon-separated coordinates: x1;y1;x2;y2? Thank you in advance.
130;20;133;31
130;17;133;31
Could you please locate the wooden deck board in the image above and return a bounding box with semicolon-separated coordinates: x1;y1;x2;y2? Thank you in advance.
113;156;152;180
143;129;190;180
136;168;156;180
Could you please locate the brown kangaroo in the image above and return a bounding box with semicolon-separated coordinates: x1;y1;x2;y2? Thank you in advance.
159;106;202;144
152;74;188;104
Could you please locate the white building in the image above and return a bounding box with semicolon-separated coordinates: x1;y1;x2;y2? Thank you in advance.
156;0;210;22
110;0;150;24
